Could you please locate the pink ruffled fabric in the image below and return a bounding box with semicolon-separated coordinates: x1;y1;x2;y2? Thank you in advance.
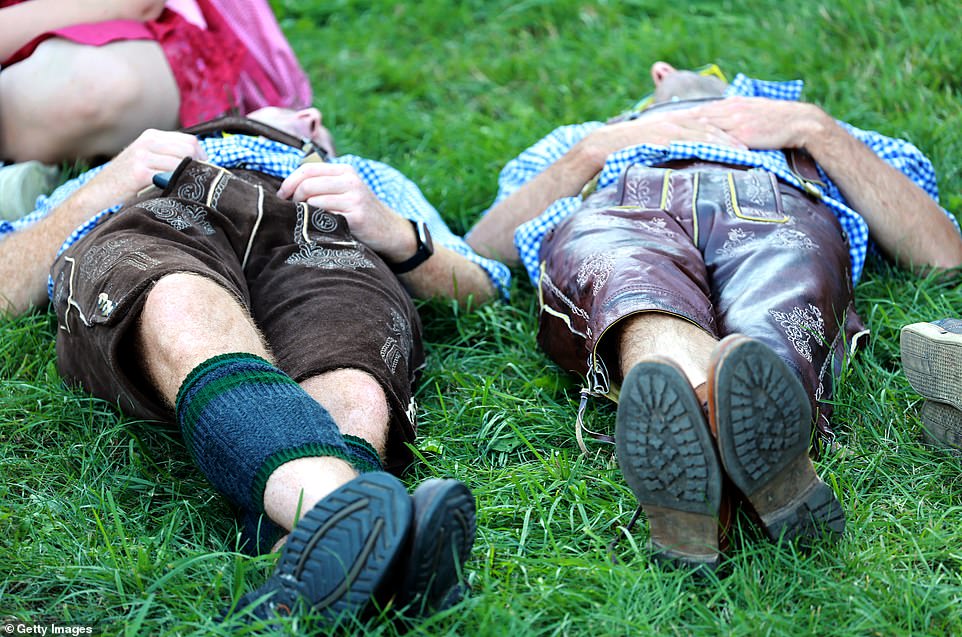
205;0;312;111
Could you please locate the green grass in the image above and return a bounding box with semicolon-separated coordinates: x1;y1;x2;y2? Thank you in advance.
3;1;962;634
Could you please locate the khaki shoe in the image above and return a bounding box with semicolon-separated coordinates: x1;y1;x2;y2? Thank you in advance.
0;161;60;221
901;319;962;454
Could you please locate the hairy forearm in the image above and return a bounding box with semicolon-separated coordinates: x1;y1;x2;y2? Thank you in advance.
466;141;602;264
397;245;497;305
803;111;962;270
0;178;121;316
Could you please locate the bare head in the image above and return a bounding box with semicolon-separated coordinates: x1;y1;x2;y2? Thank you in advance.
247;106;337;157
650;61;727;104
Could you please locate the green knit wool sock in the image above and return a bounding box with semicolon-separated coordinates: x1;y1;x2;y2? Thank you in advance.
175;352;353;512
344;434;384;473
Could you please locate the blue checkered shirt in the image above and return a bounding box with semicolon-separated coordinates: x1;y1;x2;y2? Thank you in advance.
485;73;959;285
0;134;510;301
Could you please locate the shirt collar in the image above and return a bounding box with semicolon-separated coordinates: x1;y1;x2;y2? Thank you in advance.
725;73;805;101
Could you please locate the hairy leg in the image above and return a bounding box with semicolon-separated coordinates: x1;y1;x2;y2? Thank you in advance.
617;312;717;387
136;273;355;532
0;38;179;163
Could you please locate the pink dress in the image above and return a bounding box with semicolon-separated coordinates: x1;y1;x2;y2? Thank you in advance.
1;0;313;126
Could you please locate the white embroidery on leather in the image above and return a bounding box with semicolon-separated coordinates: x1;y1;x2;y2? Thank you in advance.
175;165;207;201
718;227;756;258
80;237;160;281
285;245;375;270
769;304;825;363
381;309;413;374
770;227;818;250
139;199;216;235
577;252;614;296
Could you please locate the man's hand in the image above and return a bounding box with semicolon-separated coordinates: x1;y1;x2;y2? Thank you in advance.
695;97;962;269
615;108;748;147
277;163;415;262
582;109;746;164
88;128;207;204
689;97;828;150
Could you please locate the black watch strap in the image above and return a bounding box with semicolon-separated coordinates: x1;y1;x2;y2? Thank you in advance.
389;219;434;274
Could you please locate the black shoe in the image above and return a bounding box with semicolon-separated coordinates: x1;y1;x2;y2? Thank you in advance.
395;478;476;616
709;335;845;545
227;471;413;626
615;357;724;572
237;509;284;556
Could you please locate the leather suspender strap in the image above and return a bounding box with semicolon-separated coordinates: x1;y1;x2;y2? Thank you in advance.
784;148;826;197
180;116;330;160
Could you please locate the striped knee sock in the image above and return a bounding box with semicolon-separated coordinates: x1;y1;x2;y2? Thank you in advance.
175;353;352;512
344;435;384;473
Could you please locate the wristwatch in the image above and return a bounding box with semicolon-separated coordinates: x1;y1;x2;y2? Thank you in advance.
390;219;434;274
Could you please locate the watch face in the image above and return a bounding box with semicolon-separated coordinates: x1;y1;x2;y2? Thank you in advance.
417;221;434;254
391;219;434;274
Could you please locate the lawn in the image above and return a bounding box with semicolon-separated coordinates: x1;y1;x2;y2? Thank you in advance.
2;1;962;635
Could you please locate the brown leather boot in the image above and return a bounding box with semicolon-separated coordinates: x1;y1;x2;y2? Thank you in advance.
707;334;845;545
615;357;725;571
692;381;734;553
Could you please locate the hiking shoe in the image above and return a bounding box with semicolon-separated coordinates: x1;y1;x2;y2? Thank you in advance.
228;471;413;625
615;357;724;571
395;478;476;616
0;161;59;221
901;319;962;455
901;319;962;410
918;400;962;456
709;335;845;545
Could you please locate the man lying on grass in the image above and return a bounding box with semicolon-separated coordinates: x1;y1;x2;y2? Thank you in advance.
467;61;962;572
0;107;509;627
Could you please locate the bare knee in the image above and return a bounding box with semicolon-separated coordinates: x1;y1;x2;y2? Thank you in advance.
142;273;226;324
300;369;391;450
140;273;223;358
138;273;270;402
306;369;389;418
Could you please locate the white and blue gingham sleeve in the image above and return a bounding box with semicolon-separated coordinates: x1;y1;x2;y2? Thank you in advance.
488;123;602;206
515;196;582;285
335;155;512;298
480;123;603;285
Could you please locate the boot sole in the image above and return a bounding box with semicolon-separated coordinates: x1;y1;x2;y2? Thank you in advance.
397;479;476;615
711;336;845;545
901;322;962;410
615;359;723;570
272;472;412;621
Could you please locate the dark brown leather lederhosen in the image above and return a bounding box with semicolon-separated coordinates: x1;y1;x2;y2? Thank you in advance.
50;120;423;471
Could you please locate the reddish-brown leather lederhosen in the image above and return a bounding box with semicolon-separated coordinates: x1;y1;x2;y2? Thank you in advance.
538;152;866;448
